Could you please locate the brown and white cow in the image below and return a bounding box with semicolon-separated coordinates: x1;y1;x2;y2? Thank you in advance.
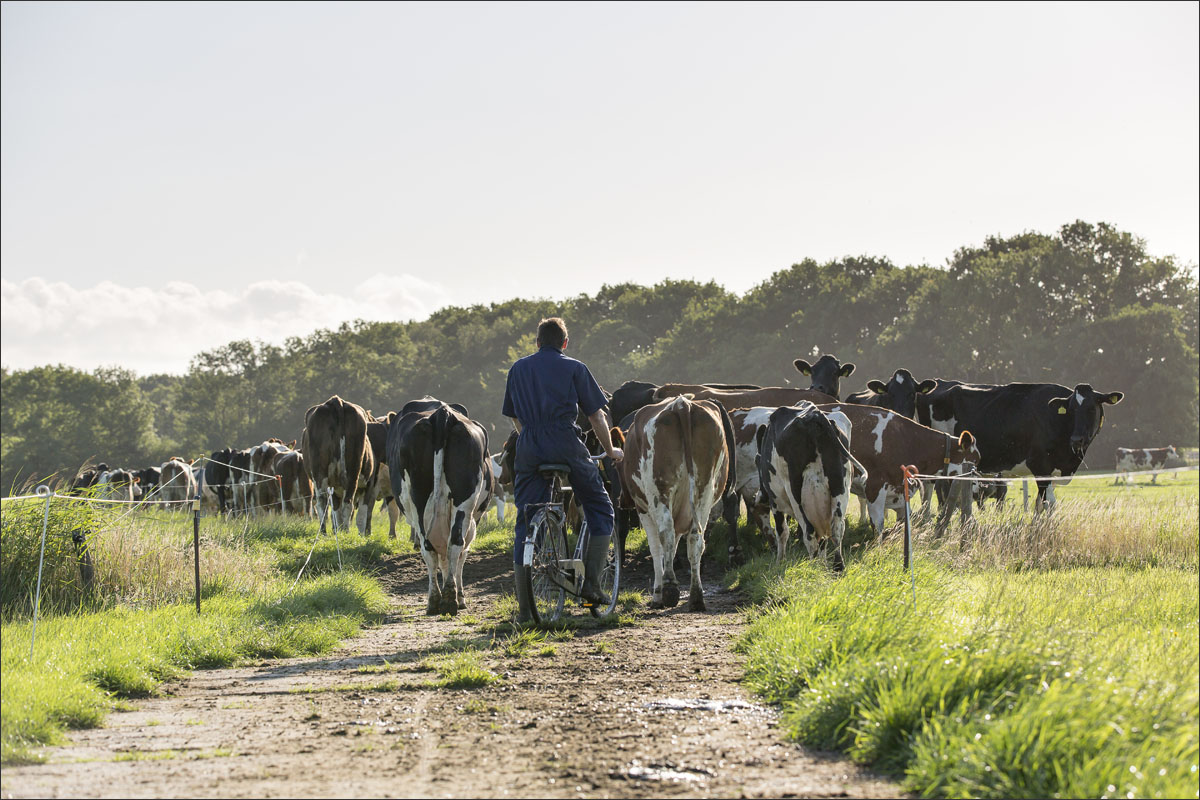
302;395;375;533
1114;446;1185;484
615;395;735;611
159;458;198;510
818;404;979;532
387;398;494;615
755;403;864;567
249;439;294;514
654;385;836;410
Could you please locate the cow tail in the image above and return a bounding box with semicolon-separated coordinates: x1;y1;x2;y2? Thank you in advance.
673;396;698;534
424;405;450;535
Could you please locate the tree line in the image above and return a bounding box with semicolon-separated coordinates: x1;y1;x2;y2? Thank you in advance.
3;220;1197;493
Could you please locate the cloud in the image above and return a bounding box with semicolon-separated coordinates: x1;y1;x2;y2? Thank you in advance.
0;274;450;375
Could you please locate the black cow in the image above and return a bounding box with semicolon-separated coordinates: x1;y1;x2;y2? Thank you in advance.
227;448;256;517
918;382;1123;508
387;398;493;616
794;354;855;400
70;463;110;495
133;466;163;500
846;368;938;419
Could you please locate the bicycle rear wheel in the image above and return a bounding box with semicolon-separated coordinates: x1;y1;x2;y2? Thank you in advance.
589;532;622;618
524;515;567;625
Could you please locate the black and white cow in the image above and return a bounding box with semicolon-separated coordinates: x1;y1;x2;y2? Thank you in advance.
755;403;863;569
1114;446;1186;484
794;354;855;400
159;458;198;510
387;398;493;616
845;369;938;420
917;382;1123;509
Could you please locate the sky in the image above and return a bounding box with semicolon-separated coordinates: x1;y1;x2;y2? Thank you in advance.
3;1;1197;376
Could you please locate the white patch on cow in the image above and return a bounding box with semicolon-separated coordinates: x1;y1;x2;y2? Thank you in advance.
871;412;891;454
930;414;956;436
1002;460;1034;478
1075;390;1085;406
895;372;905;384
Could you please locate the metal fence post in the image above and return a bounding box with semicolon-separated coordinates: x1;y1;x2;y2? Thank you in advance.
193;486;202;614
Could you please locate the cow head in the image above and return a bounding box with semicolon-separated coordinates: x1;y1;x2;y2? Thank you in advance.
1047;384;1124;458
864;369;938;419
794;354;855;399
947;430;980;475
1165;446;1186;468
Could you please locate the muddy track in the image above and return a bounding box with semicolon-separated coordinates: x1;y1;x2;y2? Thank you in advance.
3;549;900;799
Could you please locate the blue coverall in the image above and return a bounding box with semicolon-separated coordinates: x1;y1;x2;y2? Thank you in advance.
501;346;615;566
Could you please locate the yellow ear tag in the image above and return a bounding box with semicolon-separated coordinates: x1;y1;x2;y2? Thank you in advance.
1057;407;1067;415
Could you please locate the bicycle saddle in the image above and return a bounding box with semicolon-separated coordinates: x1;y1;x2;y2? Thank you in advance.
537;463;572;476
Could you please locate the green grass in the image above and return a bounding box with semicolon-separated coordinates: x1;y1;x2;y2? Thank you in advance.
0;505;400;764
734;540;1199;798
423;650;501;688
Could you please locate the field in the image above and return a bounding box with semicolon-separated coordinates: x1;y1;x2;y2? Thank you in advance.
1;469;1197;797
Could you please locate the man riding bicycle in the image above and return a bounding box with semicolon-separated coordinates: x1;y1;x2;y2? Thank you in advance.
502;317;624;623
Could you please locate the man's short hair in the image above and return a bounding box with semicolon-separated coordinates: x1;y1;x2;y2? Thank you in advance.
536;317;568;349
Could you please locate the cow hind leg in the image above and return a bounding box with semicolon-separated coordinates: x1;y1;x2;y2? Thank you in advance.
686;528;706;611
420;545;441;615
773;511;789;563
642;512;668;609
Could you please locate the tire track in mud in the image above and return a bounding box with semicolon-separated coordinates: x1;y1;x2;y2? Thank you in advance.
2;549;900;799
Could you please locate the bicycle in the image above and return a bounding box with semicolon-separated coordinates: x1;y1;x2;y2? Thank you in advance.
521;457;621;624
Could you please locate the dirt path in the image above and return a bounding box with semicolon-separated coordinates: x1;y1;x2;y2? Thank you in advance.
3;550;900;799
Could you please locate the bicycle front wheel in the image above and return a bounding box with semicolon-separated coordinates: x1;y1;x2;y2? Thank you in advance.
524;516;567;625
589;532;622;618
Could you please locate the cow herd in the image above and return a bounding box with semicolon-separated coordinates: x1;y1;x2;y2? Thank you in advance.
72;350;1168;615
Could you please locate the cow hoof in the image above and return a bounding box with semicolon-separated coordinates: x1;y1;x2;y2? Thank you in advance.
649;597;665;610
425;599;440;616
688;593;707;612
661;583;680;608
456;596;467;610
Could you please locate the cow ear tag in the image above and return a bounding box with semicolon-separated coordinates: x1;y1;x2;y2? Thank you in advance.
1057;406;1067;415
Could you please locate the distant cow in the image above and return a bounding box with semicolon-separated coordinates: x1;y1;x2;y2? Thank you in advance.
915;382;1123;509
1114;446;1185;484
819;404;980;532
159;458;198;510
132;466;162;500
248;439;294;514
302;395;376;533
845;369;938;419
227;448;256;516
95;468;139;502
204;449;236;514
794;354;855;400
614;395;735;611
388;398;494;615
656;386;836;411
755;403;864;568
70;463;111;495
363;414;401;536
272;450;314;514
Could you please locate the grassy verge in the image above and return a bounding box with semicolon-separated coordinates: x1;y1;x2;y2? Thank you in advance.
731;485;1199;798
1;503;406;764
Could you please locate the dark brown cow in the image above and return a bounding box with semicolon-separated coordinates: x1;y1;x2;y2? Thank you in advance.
301;395;375;533
362;413;401;536
615;395;735;611
272;450;313;515
819;404;980;532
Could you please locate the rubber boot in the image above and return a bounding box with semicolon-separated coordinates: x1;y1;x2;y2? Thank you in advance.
580;535;611;607
513;564;535;624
